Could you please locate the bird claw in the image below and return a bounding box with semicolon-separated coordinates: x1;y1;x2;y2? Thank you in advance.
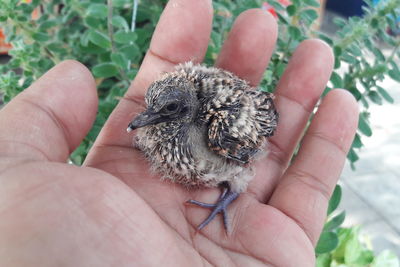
186;187;239;233
186;199;216;208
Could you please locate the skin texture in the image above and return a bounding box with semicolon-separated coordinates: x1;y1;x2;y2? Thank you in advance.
0;1;359;266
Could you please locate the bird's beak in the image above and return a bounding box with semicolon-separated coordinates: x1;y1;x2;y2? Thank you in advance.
127;110;163;132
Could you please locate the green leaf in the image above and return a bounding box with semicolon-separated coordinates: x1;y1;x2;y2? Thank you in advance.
16;15;28;22
324;211;346;231
361;97;370;109
61;10;78;24
89;30;111;49
317;33;333;45
32;32;50;42
39;58;54;70
288;26;302;40
327;185;341;215
209;30;220;47
332;228;353;261
322;86;331;97
352;134;363;149
85;16;102;29
334;57;341;69
70;142;88;165
39;20;57;30
340;226;374;267
344;228;364;264
358;113;372;137
300;9;319;24
80;30;90;47
389;60;400;74
275;62;286;77
377;86;394;103
330;72;343;88
277;13;289;25
114;31;137;44
99;52;111;62
286;5;297;16
348;148;360;162
372;250;400;267
120;44;140;60
358;250;375;265
92;63;119;78
316;232;339;254
349;44;362;57
292;0;301;6
86;3;108;18
334;45;343;57
112;15;129;31
47;42;67;54
361;64;387;78
127;68;138;80
348;86;362;100
388;69;400;82
111;52;129;69
19;3;34;15
371;17;379;28
371;47;386;61
333;17;347;27
214;2;231;16
267;1;286;11
113;0;131;8
87;116;104;141
303;0;320;7
342;53;357;64
368;90;383;105
316;253;332;267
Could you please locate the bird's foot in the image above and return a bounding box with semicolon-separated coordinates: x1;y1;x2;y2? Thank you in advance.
186;186;239;233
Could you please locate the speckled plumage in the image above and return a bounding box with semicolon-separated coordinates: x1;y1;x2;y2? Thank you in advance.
132;62;278;192
128;62;278;231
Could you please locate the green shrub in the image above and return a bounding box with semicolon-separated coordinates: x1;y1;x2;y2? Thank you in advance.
317;184;399;266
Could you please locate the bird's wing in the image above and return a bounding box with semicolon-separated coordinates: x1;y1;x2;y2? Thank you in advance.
175;62;235;96
176;62;278;163
207;89;278;164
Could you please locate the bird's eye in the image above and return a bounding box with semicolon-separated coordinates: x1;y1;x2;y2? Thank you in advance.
181;106;188;113
165;103;179;112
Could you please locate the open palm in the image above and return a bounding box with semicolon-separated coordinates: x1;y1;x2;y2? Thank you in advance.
0;1;358;266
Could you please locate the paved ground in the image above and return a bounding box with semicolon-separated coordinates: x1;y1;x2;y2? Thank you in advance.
339;76;400;257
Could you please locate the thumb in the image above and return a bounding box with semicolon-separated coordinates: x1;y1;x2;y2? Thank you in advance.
0;60;98;165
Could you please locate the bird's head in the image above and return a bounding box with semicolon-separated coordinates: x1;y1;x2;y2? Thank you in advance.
127;75;199;132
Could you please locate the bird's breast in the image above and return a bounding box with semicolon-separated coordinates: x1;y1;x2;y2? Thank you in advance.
135;123;252;191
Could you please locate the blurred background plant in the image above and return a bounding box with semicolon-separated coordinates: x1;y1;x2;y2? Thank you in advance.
0;0;399;265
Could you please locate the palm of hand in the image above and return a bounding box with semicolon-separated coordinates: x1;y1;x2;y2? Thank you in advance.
0;1;358;266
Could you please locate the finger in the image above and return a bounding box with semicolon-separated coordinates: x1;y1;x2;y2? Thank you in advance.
86;0;213;154
268;89;359;245
0;61;97;164
216;9;278;86
270;39;334;168
248;39;334;201
129;0;213;99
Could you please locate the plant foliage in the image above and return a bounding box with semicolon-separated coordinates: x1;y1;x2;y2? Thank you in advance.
316;184;399;267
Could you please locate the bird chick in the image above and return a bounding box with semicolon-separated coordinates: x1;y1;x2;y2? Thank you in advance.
127;62;278;232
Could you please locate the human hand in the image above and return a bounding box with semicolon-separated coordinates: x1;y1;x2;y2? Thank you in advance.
0;1;358;266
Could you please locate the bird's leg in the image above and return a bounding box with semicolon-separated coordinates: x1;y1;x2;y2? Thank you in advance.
186;182;239;233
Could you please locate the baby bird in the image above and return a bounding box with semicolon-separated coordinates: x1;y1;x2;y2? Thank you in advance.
127;62;278;232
